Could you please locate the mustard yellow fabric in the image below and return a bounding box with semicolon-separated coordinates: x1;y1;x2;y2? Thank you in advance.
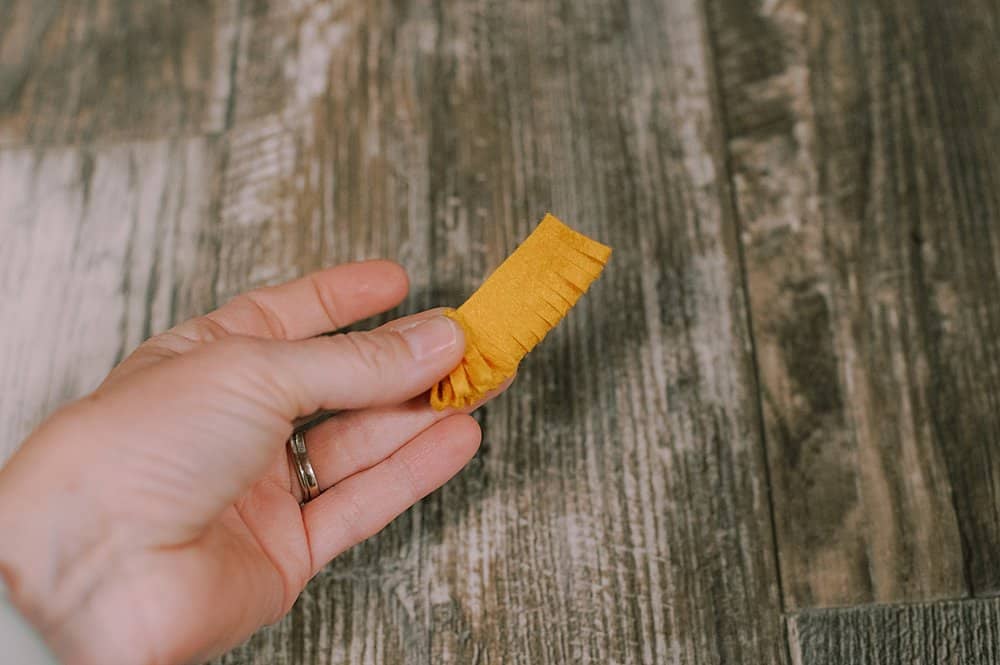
430;214;612;410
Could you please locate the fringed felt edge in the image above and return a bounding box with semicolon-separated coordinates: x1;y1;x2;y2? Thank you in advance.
429;216;611;410
429;310;518;410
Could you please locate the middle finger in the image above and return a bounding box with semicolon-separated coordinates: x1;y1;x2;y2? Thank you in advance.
301;376;511;495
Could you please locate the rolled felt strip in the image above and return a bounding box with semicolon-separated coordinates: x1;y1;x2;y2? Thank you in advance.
430;213;612;410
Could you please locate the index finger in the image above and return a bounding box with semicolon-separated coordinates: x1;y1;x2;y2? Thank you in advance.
179;260;409;342
103;261;410;388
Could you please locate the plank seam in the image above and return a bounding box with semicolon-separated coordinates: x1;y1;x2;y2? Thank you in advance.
699;0;787;610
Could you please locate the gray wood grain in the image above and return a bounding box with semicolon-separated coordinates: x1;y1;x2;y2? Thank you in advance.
0;2;238;460
789;598;1000;665
0;139;223;460
214;0;786;662
6;0;999;662
0;0;240;146
708;0;1000;608
1;0;788;663
0;0;240;460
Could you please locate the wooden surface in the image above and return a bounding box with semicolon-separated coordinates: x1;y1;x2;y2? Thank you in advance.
788;598;1000;665
709;0;1000;609
1;1;998;663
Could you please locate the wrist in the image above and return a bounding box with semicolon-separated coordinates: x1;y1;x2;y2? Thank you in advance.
0;563;60;665
0;410;119;658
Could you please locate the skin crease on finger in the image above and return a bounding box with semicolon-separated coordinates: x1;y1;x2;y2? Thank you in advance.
0;261;518;665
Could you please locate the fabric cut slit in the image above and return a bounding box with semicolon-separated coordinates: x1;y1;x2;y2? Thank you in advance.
430;213;612;410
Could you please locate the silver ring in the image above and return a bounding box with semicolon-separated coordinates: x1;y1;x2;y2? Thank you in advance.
288;430;320;503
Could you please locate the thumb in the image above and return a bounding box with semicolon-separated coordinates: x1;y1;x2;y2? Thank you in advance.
253;311;467;417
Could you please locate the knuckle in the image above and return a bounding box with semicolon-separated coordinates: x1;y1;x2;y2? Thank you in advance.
198;337;303;414
138;331;197;358
308;273;346;329
235;292;288;339
170;315;230;344
336;330;398;381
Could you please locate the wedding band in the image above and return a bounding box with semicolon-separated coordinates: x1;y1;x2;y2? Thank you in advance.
288;430;320;503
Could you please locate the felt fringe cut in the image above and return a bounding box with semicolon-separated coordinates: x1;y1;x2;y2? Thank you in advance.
430;214;612;410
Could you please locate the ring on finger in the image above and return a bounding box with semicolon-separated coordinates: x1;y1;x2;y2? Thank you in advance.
287;430;320;503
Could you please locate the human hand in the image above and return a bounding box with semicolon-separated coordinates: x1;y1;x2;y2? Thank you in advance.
0;261;503;665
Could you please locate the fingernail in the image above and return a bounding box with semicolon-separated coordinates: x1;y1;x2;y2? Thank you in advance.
399;316;459;360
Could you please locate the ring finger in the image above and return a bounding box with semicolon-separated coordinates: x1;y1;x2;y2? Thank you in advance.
288;379;510;503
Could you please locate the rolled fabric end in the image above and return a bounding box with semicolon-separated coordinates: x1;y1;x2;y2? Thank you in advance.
430;213;612;410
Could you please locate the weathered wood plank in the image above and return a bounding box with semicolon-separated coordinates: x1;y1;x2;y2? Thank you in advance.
0;138;223;461
211;0;786;663
789;598;1000;665
0;1;242;461
5;0;1000;661
708;0;1000;608
0;0;240;146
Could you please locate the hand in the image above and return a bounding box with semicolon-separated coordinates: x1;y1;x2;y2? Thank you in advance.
0;261;502;665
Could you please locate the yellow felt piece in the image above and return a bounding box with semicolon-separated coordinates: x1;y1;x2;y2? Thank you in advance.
430;213;612;410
